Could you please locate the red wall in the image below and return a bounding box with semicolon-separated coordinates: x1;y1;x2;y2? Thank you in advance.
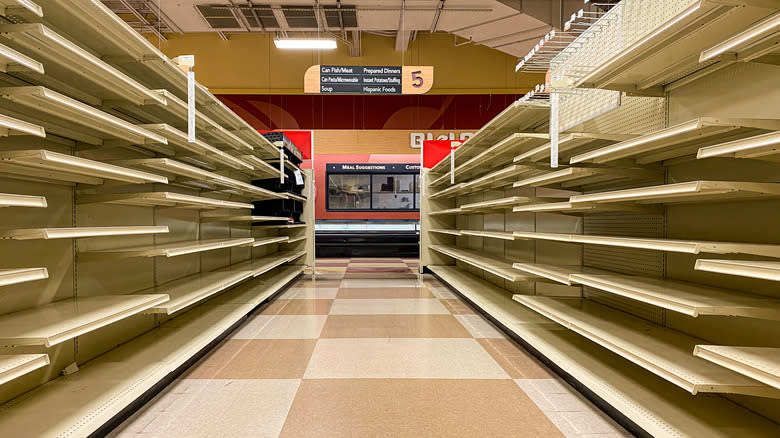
313;154;420;221
219;94;522;130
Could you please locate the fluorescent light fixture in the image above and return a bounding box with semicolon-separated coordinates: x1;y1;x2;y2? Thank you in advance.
274;38;337;50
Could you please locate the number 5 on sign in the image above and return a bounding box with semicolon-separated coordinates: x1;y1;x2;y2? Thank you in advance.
402;66;434;94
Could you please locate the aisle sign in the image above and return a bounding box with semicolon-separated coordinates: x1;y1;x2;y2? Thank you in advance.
304;65;433;94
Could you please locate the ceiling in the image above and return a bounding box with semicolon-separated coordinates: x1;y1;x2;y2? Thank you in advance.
101;1;586;59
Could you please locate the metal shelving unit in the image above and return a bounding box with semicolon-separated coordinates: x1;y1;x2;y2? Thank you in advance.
427;266;780;437
0;87;167;145
0;354;49;386
0;267;48;287
694;259;780;282
694;345;780;391
0;1;314;433
513;296;772;396
0;226;168;240
78;237;255;259
0;294;169;347
76;192;252;210
0;192;46;208
0;150;168;185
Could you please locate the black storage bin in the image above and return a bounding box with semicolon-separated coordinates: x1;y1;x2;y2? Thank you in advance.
253;199;304;223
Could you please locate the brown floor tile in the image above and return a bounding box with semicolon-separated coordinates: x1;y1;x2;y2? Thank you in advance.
478;338;555;379
440;299;477;314
336;287;435;299
262;299;334;315
185;339;317;379
280;379;565;438
320;314;472;338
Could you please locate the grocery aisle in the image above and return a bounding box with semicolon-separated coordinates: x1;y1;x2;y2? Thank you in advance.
108;259;631;438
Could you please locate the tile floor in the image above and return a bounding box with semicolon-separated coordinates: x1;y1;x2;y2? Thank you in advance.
109;258;632;438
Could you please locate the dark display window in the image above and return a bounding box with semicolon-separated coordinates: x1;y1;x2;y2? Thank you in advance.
326;164;420;212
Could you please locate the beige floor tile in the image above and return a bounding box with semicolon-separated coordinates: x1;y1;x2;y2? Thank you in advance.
262;299;333;315
336;287;435;299
320;315;472;338
440;298;476;314
515;379;593;413
346;262;409;267
231;315;328;339
339;278;421;288
139;379;301;438
280;379;565;438
304;338;510;379
545;411;629;436
279;287;339;299
185;339;317;379
426;284;458;299
329;298;449;315
454;314;507;338
478;338;555;379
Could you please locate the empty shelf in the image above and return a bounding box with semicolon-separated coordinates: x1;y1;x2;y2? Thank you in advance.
0;150;168;185
429;207;462;216
513;167;656;189
429;245;534;282
695;259;780;282
118;158;284;200
574;1;769;92
694;346;780;391
0;354;49;386
0;112;45;137
0;192;46;208
429;266;780;437
200;215;288;223
248;236;289;247
429;229;461;236
0;41;42;74
570;181;780;204
432;133;549;186
79;238;255;259
697;131;780;161
514;133;636;165
571;272;780;319
513;231;780;258
283;235;307;244
569;118;779;165
428;265;554;328
227;251;306;277
460;196;532;212
512;263;597;286
139;124;253;171
0;87;167;145
513;296;771;396
431;99;549;174
0;294;169;347
0;265;304;437
512;201;654;215
0;0;42;17
700;9;780;63
143;270;254;315
77;192;252;210
0;24;164;106
0;226;168;240
254;224;307;229
468;164;542;191
460;230;517;241
0;267;48;287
